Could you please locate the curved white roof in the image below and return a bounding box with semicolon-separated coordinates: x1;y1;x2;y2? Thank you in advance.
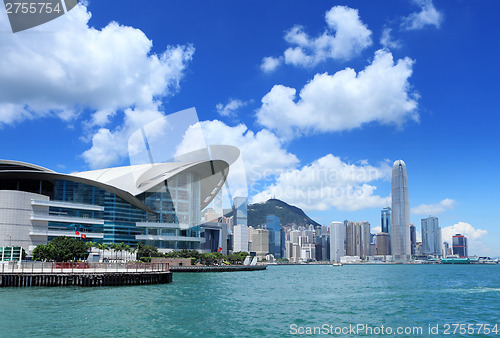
72;145;240;210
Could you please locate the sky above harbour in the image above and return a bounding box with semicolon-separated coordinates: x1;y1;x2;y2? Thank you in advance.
0;1;498;256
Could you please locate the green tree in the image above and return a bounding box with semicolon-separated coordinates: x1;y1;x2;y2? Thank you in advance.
50;236;87;261
136;243;162;259
33;237;87;262
32;243;56;261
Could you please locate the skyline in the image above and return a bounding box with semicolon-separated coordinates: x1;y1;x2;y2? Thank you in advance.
0;1;498;256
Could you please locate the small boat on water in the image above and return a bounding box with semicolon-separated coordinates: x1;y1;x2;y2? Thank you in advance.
332;262;343;267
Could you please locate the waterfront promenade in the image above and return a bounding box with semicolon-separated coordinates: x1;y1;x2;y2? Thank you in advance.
0;262;172;287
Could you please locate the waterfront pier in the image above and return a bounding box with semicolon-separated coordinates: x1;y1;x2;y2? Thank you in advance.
0;262;172;287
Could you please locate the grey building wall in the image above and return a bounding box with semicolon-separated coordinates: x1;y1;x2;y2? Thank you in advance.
0;190;49;254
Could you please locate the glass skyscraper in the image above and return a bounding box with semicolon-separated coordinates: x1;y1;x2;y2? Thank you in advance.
421;216;442;257
391;160;411;261
266;214;282;258
381;207;391;235
452;234;468;258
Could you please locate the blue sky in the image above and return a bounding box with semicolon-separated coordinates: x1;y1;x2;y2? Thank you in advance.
0;1;499;256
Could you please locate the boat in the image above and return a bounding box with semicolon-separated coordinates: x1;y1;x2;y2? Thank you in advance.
332;262;343;267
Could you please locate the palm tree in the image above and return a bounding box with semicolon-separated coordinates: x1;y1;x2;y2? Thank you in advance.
97;243;108;261
129;247;137;261
109;243;119;261
123;245;131;261
117;242;126;261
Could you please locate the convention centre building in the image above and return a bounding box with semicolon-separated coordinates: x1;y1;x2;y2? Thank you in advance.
0;145;237;255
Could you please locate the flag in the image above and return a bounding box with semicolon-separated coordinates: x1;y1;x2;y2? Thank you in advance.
217;247;222;252
81;234;87;239
75;230;80;235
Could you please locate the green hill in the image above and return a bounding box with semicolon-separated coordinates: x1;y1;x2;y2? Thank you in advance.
246;199;321;228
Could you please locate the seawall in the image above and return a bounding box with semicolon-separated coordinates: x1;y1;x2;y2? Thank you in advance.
170;265;267;273
0;271;172;287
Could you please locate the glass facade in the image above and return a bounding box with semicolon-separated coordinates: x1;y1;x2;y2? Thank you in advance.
136;172;202;251
1;159;223;252
381;207;391;235
266;215;282;258
452;234;468;257
51;180;146;246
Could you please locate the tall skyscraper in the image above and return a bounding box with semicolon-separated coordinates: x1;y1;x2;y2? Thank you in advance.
410;223;416;256
381;207;392;235
360;221;371;259
452;234;468;258
421;216;442;256
233;196;247;227
391;160;411;261
233;224;249;253
329;221;345;262
266;215;283;258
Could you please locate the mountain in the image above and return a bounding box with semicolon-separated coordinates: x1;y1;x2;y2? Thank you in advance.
245;199;321;228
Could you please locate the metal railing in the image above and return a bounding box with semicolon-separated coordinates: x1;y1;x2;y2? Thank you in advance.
0;262;169;274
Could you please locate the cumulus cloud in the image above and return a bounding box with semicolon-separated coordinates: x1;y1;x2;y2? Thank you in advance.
175;120;299;186
411;198;456;215
0;4;194;168
380;27;401;49
215;99;250;118
441;222;488;255
251;155;391;212
261;6;372;71
260;56;282;73
402;0;443;30
256;49;418;139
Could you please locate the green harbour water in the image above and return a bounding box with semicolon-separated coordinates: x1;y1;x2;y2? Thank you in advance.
1;264;499;337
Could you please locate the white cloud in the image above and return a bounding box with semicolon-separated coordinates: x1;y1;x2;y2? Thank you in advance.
0;4;194;168
260;56;282;73
82;105;166;169
215;99;250;117
372;226;382;234
261;6;372;71
175;120;299;186
441;222;488;256
402;0;443;30
380;28;401;49
251;155;391;212
256;49;418;139
411;198;456;215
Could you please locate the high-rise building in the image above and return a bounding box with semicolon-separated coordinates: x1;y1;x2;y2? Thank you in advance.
391;160;411;261
410;223;416;256
233;224;249;253
421;216;442;257
233;196;248;227
266;215;283;258
443;241;451;257
375;233;391;256
329;221;345;262
360;221;371;258
289;230;301;244
251;228;269;258
452;234;468;258
315;234;330;261
381;207;392;235
344;221;371;259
